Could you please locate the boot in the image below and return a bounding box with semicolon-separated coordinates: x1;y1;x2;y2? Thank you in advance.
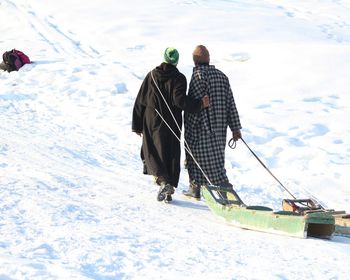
182;181;201;201
165;194;172;203
157;183;174;202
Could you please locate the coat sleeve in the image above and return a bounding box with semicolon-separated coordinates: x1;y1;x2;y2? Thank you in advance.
226;79;242;131
132;75;149;133
172;73;202;113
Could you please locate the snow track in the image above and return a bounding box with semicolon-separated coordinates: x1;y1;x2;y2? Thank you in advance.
1;0;350;279
2;0;98;58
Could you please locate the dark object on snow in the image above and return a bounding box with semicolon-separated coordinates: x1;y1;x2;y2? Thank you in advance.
0;49;30;72
157;183;174;202
182;181;201;200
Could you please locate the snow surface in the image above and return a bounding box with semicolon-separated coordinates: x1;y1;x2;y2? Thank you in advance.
1;0;350;279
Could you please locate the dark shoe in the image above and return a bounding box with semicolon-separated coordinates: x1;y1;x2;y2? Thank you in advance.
165;194;172;203
182;181;201;200
157;183;174;202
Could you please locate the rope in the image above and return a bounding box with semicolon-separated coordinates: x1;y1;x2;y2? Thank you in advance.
229;137;296;199
228;138;237;149
230;137;330;211
151;71;182;134
154;108;213;185
150;71;213;186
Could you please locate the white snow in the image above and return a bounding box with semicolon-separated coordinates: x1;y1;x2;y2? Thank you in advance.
1;0;350;279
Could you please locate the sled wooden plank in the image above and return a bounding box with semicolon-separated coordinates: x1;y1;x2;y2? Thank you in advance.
202;186;335;239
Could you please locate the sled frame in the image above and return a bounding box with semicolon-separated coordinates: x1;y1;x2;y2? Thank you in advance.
203;185;335;239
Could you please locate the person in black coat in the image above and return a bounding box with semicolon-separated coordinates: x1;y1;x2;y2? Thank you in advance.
132;47;209;202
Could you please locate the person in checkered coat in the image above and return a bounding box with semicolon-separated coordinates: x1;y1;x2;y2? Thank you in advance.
183;45;242;199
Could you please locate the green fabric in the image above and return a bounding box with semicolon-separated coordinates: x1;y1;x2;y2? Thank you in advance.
163;47;179;65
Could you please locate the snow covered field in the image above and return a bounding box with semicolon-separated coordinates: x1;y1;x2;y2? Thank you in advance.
1;0;350;279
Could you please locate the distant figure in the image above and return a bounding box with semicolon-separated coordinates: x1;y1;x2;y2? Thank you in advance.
183;45;242;200
0;49;31;72
132;47;209;202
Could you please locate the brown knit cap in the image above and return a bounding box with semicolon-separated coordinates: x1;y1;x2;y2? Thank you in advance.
192;45;210;64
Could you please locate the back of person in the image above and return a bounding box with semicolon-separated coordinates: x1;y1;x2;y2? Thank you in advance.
183;45;242;199
186;64;235;144
132;47;208;203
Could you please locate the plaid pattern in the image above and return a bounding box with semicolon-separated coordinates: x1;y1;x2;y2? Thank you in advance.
184;65;241;185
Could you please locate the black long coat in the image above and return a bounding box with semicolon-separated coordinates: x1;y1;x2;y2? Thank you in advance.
132;63;202;187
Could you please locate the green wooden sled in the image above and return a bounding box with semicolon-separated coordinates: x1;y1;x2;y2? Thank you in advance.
202;185;335;239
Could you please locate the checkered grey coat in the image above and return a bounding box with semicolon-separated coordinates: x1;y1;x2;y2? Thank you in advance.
184;64;242;185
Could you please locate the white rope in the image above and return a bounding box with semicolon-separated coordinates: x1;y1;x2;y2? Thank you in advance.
151;70;213;186
154;108;213;185
151;71;182;134
151;70;194;154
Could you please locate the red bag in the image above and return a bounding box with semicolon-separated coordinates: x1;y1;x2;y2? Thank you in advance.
12;49;31;65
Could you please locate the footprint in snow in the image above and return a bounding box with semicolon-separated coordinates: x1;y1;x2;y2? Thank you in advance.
224;52;251;62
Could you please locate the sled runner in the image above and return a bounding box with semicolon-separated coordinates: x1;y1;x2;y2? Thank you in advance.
202;185;335;239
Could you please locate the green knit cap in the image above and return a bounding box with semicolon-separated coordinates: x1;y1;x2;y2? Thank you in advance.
163;47;179;66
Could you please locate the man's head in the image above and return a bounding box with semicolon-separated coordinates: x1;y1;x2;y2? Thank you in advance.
193;45;210;65
163;47;179;66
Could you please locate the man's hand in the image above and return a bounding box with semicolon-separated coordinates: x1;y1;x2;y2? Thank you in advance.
201;95;209;108
232;129;242;141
